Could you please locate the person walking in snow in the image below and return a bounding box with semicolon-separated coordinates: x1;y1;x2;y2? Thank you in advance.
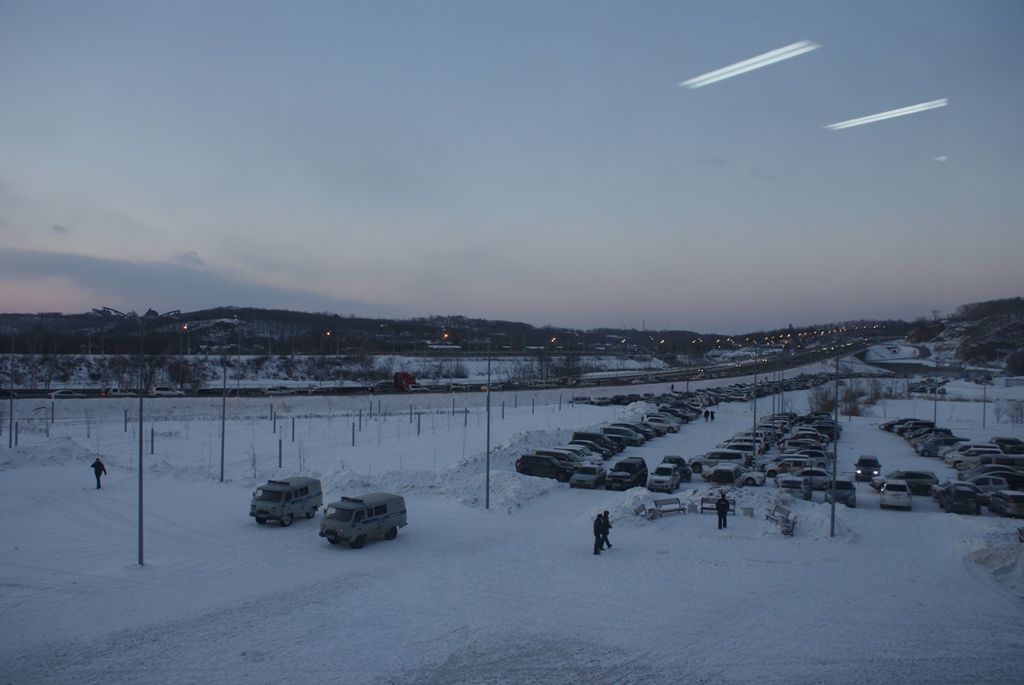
715;492;730;530
703;409;709;422
710;410;715;422
593;513;605;555
600;511;612;550
91;458;107;490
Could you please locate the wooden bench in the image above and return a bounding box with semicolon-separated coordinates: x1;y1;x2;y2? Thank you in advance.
766;504;797;536
654;497;685;515
700;496;735;514
633;503;659;520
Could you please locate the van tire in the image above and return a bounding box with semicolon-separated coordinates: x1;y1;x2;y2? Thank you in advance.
327;538;340;545
305;508;317;519
254;515;267;525
691;463;702;474
280;513;293;527
520;469;532;476
555;472;569;483
385;527;398;540
350;535;366;549
766;470;777;478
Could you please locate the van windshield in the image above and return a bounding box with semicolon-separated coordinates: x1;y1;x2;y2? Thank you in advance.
254;489;283;502
325;507;354;522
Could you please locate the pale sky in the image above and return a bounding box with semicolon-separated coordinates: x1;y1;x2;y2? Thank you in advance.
1;0;1022;333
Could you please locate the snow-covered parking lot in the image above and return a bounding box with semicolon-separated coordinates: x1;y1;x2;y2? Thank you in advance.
2;371;1024;684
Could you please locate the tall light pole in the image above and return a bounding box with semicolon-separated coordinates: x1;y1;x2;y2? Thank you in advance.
92;307;179;566
7;334;14;449
485;339;492;510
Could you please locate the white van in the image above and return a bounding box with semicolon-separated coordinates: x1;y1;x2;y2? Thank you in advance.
250;477;323;527
319;492;408;549
689;449;749;474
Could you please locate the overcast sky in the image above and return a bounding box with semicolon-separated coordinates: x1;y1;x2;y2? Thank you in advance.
1;0;1021;333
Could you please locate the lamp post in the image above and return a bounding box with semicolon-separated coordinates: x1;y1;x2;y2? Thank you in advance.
92;307;179;566
7;334;14;449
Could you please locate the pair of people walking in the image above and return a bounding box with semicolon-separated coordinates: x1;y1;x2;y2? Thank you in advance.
593;511;612;554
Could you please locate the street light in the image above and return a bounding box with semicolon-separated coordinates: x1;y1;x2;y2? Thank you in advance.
92;307;179;566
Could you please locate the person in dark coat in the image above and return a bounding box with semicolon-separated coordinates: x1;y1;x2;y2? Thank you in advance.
91;458;107;490
703;409;709;422
600;511;612;550
715;492;730;529
593;513;604;555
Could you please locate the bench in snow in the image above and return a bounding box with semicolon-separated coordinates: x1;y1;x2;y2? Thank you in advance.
766;504;797;536
633;503;659;520
654;497;686;515
700;496;735;514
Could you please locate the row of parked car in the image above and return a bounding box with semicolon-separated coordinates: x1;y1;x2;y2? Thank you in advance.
870;417;1024;517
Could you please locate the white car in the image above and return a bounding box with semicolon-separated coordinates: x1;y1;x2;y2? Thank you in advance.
705;464;765;487
569;464;607;489
647;464;683;493
150;387;185;397
50;389;85;399
879;479;912;510
263;386;294;395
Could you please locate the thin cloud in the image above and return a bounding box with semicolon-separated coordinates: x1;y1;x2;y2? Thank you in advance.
175;250;204;266
0;249;409;318
51;224;71;234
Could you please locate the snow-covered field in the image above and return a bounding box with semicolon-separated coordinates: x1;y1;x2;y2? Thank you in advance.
3;360;1024;685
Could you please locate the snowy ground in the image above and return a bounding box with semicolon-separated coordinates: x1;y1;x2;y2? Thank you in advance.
2;360;1024;684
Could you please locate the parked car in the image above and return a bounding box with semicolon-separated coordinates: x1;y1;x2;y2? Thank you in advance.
761;456;820;479
958;465;1024;490
101;387;137;398
569;464;607;489
658;455;693;483
515;455;575;483
50;389;85;399
778;475;812;500
262;386;294;395
601;426;644;447
870;470;938;496
689;449;748;474
569;439;614;460
853;455;881;481
824;479;857;507
960;474;1009;500
915;436;966;457
937;482;982;515
784;468;831;490
605;457;649;491
990;437;1024;454
705;464;765;487
647;464;683;493
879;480;912;510
150;386;185;397
571;432;621;455
987;490;1024;518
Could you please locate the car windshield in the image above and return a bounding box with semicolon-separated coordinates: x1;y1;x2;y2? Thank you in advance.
654;467;673;476
325;507;354;522
254;489;283;502
577;467;597;476
886;484;909;492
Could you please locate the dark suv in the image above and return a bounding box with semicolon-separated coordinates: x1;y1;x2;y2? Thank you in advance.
515;455;575;483
938;482;982;515
605;457;649;491
853;455;882;482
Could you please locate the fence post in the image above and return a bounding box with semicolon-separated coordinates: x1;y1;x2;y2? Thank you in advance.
150;427;154;455
417;413;421;435
352;422;356;447
278;439;282;468
125;409;128;432
292;416;295;442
